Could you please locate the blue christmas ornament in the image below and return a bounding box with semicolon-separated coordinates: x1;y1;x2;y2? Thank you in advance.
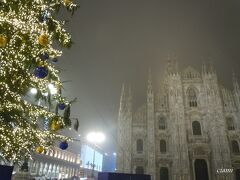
59;141;68;150
40;52;49;60
34;66;48;79
58;103;65;110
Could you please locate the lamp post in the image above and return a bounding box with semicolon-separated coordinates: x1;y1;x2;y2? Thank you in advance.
86;132;105;179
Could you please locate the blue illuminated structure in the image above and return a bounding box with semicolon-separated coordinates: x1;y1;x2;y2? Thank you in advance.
81;144;103;172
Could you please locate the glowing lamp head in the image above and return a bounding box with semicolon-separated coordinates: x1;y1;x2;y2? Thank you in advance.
86;132;105;144
86;132;96;143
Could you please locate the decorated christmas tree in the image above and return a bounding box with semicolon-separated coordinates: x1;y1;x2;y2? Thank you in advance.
0;0;78;164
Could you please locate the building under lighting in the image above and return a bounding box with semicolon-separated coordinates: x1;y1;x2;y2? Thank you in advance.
11;145;82;179
10;141;105;179
117;62;240;180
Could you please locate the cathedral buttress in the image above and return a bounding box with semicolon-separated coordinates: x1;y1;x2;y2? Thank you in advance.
116;84;132;173
167;60;191;180
147;69;156;179
202;63;232;180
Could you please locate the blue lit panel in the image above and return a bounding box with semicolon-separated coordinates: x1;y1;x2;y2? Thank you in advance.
94;151;103;171
81;145;103;171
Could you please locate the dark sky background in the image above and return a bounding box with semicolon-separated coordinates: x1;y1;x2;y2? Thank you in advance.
58;0;240;153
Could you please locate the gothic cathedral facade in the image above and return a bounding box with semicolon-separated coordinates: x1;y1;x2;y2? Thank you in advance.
116;62;240;180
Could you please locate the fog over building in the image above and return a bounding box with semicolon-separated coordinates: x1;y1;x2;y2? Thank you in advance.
117;61;240;180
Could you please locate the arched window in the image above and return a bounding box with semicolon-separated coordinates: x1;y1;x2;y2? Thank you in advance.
188;88;198;107
160;167;169;180
160;140;167;153
232;140;240;154
192;121;202;135
136;166;144;174
226;117;235;130
137;139;143;153
159;116;166;130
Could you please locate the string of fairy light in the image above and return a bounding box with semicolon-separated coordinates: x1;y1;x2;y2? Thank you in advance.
0;0;78;164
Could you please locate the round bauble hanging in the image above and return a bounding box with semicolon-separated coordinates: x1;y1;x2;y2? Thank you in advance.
50;120;62;131
58;103;65;110
0;34;7;48
40;52;49;60
38;34;49;46
34;66;48;79
64;0;72;5
36;146;44;154
59;141;68;150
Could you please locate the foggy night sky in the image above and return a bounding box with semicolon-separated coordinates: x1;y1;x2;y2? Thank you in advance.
58;0;240;152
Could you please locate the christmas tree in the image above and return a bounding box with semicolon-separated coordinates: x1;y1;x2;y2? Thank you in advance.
0;0;78;164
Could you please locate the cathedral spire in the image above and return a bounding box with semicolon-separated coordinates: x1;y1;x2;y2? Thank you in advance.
148;68;153;95
167;55;172;75
127;86;132;113
128;85;132;99
202;56;215;74
202;61;207;74
119;83;126;113
233;72;240;92
232;72;240;111
174;59;179;74
117;83;132;173
167;55;178;75
172;53;178;74
208;60;215;74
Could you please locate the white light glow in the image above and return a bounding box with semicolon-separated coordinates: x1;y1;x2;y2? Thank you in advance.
96;132;105;143
86;132;105;144
87;132;96;143
30;88;37;94
113;152;117;156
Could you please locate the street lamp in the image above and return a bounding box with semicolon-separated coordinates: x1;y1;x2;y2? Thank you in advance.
87;132;105;144
86;132;105;179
